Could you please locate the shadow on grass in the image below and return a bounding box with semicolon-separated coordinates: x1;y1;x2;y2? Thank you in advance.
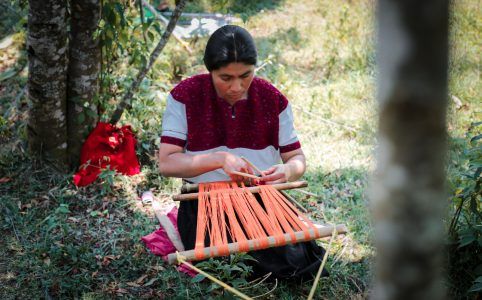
0;153;196;298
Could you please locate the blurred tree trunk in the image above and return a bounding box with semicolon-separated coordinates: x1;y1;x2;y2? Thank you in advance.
27;0;69;170
372;0;449;299
67;0;101;168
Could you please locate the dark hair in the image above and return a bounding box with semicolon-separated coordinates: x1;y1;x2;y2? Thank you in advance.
203;25;257;71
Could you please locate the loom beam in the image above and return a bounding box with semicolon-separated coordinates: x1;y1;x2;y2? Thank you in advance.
167;224;347;264
175;180;309;201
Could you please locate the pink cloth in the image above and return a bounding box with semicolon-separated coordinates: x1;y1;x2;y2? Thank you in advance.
141;206;197;277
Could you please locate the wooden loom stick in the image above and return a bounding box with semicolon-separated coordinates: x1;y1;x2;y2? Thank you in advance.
308;226;336;300
241;157;265;176
230;170;260;180
180;158;263;194
292;189;322;199
181;181;254;193
173;181;309;201
167;224;347;264
279;190;308;213
180;182;201;194
152;201;185;251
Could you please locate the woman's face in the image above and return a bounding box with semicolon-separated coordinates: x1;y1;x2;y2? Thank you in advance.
211;62;255;104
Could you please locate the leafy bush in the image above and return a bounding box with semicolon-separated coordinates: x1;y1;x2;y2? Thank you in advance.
194;253;255;291
447;122;482;297
192;253;279;298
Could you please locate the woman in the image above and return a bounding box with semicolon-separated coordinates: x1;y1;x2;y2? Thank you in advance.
158;25;327;280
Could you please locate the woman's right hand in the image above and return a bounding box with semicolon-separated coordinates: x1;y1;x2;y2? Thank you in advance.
217;152;253;182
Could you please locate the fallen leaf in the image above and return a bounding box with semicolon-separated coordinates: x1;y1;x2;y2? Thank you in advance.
143;277;159;287
104;255;119;260
43;258;51;266
116;288;128;294
20;203;31;211
101;255;120;266
0;177;11;183
126;282;140;287
150;265;165;271
0;36;14;49
67;217;80;223
135;274;148;284
102;257;112;266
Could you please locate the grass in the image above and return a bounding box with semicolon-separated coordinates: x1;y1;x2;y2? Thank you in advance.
0;0;480;299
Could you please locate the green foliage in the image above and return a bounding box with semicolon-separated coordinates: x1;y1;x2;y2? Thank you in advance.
195;253;255;289
98;165;118;195
192;253;286;298
447;122;482;297
184;0;284;16
0;115;8;140
94;0;171;119
0;1;27;36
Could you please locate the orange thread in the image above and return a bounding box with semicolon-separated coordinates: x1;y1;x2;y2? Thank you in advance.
193;182;318;260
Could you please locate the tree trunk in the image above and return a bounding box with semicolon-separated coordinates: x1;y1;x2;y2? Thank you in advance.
372;0;449;299
27;0;69;170
67;0;101;168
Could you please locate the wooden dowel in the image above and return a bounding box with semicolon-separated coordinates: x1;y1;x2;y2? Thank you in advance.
173;181;309;201
181;181;257;194
231;170;260;180
279;190;308;213
167;224;348;264
292;189;322;199
180;184;309;211
180;182;199;194
152;201;185;251
241;157;264;176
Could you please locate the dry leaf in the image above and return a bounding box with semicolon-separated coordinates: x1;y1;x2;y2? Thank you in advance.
135;274;148;284
150;265;165;271
116;288;128;294
67;217;80;223
43;258;51;266
0;177;11;183
126;282;140;287
143;277;159;287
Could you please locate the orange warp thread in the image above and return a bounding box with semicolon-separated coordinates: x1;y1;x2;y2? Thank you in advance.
193;182;318;261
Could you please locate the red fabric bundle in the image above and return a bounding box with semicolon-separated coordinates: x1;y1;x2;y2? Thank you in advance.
73;122;140;186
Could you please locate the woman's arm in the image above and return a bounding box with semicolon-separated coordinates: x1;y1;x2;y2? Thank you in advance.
259;148;306;184
158;143;252;181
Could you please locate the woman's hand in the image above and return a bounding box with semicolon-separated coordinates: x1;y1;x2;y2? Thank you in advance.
259;164;291;184
218;152;253;182
257;148;306;184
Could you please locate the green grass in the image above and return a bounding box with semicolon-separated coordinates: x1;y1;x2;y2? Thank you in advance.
0;0;480;299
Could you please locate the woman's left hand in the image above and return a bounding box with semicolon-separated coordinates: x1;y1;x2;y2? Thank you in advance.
259;164;291;184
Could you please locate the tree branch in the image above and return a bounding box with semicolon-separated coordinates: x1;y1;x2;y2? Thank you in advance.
109;0;187;125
